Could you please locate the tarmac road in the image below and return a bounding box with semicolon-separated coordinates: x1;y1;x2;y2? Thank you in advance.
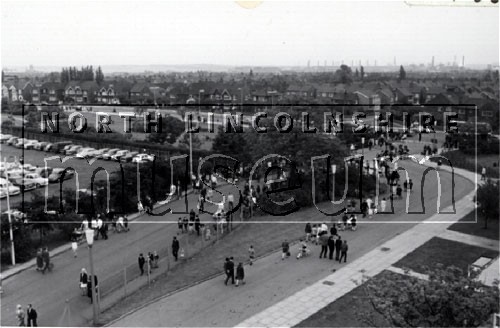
1;150;474;327
109;159;474;327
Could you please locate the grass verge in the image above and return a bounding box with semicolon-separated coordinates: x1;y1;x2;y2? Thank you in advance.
447;210;499;240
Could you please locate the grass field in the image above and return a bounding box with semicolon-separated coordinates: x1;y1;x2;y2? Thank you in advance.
394;237;499;274
448;210;499;240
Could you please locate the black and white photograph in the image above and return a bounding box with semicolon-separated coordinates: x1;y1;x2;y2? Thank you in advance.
0;0;499;327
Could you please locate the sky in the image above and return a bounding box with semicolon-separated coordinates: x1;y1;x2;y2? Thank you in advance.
1;0;498;68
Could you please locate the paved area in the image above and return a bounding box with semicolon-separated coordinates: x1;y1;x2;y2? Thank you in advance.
439;229;500;251
109;153;475;327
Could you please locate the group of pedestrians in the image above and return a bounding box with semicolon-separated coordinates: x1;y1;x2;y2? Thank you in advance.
35;248;51;274
223;257;245;287
138;252;160;275
78;267;99;304
15;304;38;327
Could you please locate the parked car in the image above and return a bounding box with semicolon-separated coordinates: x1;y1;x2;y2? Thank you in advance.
121;151;139;163
24;172;49;187
50;141;73;153
111;150;128;161
101;148;120;160
0;134;12;143
6;137;19;146
34;141;49;150
75;148;98;159
10;177;37;191
65;145;83;155
48;168;75;183
20;164;37;172
35;167;53;178
93;148;110;159
132;153;155;163
43;142;54;152
14;138;28;148
24;139;39;149
2;209;27;222
0;178;21;197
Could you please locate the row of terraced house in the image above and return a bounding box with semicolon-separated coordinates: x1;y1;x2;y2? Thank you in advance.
2;78;498;125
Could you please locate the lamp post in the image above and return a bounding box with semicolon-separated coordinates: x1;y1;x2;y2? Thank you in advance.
85;229;98;325
4;157;16;265
361;137;365;158
198;89;204;117
331;164;337;203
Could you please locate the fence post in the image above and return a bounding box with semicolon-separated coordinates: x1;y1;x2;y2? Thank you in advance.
147;260;151;285
123;268;127;298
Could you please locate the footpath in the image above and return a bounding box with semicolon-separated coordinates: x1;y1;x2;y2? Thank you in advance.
108;146;481;327
235;162;487;327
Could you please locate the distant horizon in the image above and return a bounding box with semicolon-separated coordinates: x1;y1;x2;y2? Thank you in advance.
1;1;498;68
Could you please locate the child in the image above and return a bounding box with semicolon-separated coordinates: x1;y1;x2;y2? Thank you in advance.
311;224;318;245
248;245;255;265
235;263;245;287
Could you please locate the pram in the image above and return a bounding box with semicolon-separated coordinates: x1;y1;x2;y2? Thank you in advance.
296;243;311;259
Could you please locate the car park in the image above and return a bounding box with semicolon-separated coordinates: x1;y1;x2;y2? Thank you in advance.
6;137;19;146
0;134;12;143
10;177;37;191
2;209;27;222
35;167;53;178
120;151;139;163
14;138;28;148
50;141;73;153
48;168;75;183
44;142;54;152
24;172;49;187
76;147;98;159
111;150;128;161
24;139;39;149
101;148;120;160
65;145;83;155
132;153;155;163
34;141;49;150
93;148;110;158
0;178;21;197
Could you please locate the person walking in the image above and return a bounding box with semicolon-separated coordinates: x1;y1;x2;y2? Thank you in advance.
41;247;50;274
248;245;255;265
138;254;146;275
195;215;201;236
339;240;348;263
178;217;184;233
70;228;79;258
235;263;245;287
224;258;235;285
330;224;337;237
35;248;43;271
182;217;189;233
172;237;180;261
26;304;37;327
304;223;312;242
87;274;98;304
328;235;335;260
281;240;290;260
408;179;413;191
335;236;342;261
16;304;25;326
79;268;88;296
481;167;487;180
319;232;329;259
380;198;387;213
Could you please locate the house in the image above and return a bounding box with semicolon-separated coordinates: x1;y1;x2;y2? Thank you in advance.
21;82;40;103
376;88;395;105
96;84;118;104
394;88;414;104
316;85;336;100
129;82;153;104
286;85;315;99
40;82;64;104
64;81;98;104
2;84;19;102
354;90;381;110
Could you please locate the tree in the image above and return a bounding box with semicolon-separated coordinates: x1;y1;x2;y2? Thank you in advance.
335;65;353;84
361;265;499;327
477;180;499;229
178;132;201;150
146;115;185;145
355;68;359;79
95;66;104;85
399;65;406;80
360;66;365;80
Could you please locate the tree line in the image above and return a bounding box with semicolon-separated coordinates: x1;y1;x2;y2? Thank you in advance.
60;65;105;84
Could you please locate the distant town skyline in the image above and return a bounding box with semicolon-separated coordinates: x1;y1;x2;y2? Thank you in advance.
1;1;498;68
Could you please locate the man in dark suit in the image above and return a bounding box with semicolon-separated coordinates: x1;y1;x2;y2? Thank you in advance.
138;254;145;275
224;258;235;285
27;304;37;327
335;236;342;261
172;237;180;261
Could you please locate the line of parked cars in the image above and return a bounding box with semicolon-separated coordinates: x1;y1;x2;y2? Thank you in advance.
1;133;156;163
0;160;77;198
